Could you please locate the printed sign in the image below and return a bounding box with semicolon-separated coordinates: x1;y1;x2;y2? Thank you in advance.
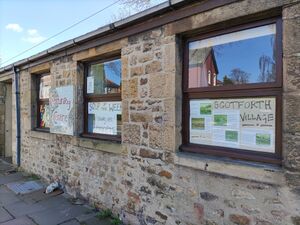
50;85;74;135
190;97;276;153
88;101;121;135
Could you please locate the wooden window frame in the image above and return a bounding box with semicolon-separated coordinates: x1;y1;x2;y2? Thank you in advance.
180;17;283;165
36;73;50;132
82;56;122;142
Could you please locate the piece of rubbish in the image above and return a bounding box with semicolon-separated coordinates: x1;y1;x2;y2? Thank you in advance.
45;181;60;194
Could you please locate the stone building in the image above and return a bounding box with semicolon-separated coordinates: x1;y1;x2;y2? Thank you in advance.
0;0;300;224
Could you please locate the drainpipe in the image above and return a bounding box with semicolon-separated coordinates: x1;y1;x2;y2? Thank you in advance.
13;66;21;167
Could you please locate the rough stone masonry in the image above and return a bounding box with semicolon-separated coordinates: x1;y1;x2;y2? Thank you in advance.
0;0;300;225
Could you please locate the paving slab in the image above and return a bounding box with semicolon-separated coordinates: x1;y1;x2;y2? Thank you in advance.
19;189;64;204
0;161;15;175
4;200;47;218
0;216;37;225
28;203;89;225
0;206;13;223
38;194;72;209
59;219;81;225
76;211;97;222
0;186;20;205
82;217;111;225
0;173;25;185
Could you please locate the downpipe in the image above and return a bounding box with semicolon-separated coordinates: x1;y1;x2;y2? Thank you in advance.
13;66;21;167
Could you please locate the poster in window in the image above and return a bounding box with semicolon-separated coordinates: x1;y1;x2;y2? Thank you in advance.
190;97;276;153
88;101;121;135
86;76;94;94
50;85;74;135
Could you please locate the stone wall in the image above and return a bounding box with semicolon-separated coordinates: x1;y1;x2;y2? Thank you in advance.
14;0;300;225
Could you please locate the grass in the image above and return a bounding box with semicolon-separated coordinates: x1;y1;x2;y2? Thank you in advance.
96;209;122;225
26;173;40;180
96;209;112;219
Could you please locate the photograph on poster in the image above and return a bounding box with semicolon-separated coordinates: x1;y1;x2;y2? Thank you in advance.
191;118;205;130
214;114;227;126
200;103;212;115
256;133;271;146
225;130;238;142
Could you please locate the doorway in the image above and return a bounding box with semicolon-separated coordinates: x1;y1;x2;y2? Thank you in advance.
5;83;12;160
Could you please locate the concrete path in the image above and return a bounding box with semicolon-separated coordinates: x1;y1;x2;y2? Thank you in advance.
0;159;112;225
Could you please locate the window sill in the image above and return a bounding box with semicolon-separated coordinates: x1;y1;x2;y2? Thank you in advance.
34;127;50;133
30;129;55;141
174;151;285;185
80;133;121;143
78;136;124;155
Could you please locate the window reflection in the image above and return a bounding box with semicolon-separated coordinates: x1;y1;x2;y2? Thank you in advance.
87;59;121;94
188;24;276;88
39;75;51;99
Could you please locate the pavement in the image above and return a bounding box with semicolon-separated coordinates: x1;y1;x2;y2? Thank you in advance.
0;159;112;225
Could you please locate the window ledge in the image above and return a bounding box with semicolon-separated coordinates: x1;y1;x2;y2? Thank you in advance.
78;137;124;155
174;152;285;185
30;130;55;141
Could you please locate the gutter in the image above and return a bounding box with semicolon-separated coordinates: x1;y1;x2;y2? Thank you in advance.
0;0;187;71
0;0;239;72
13;66;21;167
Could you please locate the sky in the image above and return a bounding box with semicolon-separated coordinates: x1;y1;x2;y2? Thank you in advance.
213;34;275;83
0;0;165;67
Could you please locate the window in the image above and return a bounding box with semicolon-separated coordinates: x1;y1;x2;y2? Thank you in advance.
37;73;51;130
181;19;282;164
83;57;122;141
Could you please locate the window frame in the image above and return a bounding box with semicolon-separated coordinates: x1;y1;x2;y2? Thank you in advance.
82;56;122;142
180;17;283;164
36;73;50;132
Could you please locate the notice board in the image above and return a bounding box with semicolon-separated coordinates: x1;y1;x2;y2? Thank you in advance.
189;97;276;153
50;85;74;135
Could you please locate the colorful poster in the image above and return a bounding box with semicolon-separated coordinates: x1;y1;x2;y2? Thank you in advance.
49;85;74;135
190;97;276;153
88;101;121;135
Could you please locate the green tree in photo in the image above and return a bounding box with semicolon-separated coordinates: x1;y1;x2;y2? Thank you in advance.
225;130;238;142
200;103;212;115
214;115;227;126
256;133;271;146
191;118;205;130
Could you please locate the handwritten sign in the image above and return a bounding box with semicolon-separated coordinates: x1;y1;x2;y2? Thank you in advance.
50;85;74;135
88;101;121;135
190;97;276;153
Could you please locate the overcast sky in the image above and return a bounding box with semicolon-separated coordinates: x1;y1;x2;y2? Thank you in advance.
0;0;165;67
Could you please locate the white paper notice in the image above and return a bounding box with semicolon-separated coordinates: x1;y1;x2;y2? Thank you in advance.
87;76;94;94
93;112;116;135
88;101;121;135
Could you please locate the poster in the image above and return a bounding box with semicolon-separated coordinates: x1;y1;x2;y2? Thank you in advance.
50;85;74;135
190;97;276;153
88;101;121;135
